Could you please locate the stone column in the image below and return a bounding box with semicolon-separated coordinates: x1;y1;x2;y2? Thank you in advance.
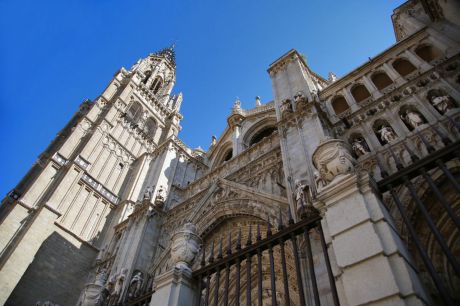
149;222;201;306
382;62;406;86
342;88;360;112
312;138;429;305
362;75;382;99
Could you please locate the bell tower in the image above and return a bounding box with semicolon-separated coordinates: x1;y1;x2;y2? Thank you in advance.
0;46;184;306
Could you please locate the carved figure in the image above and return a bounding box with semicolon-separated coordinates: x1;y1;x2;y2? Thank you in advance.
143;186;153;200
430;95;455;114
111;269;127;304
294;180;308;209
210;135;217;147
351;137;370;157
127;271;143;299
255;96;261;107
312;137;355;185
328;72;337;82
401;110;425;128
233;98;241;110
155;185;167;203
378;125;398;143
314;170;327;190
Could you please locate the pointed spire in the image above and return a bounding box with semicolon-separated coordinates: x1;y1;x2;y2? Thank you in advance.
153;44;176;68
246;224;253;247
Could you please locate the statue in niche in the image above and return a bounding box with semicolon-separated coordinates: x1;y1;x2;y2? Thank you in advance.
378;125;398;143
429;94;455;114
351;137;370;157
294;180;317;219
127;271;143;299
400;110;425;129
109;269;127;305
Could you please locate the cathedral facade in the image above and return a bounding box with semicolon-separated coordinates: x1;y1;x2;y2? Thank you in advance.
1;0;460;305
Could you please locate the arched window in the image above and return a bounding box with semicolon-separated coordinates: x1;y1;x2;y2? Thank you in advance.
351;84;371;103
142;70;152;84
415;45;442;63
222;149;233;162
392;59;416;76
144;117;157;137
371;72;393;90
331;96;349;115
249;126;277;146
126;102;143;122
150;76;163;94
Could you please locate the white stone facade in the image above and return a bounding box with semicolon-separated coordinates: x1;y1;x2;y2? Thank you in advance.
1;1;459;305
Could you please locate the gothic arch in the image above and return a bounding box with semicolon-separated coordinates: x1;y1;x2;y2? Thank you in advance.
126;101;143;122
242;117;277;149
211;142;233;168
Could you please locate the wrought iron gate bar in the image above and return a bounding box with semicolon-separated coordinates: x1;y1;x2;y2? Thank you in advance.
192;216;321;276
377;140;460;192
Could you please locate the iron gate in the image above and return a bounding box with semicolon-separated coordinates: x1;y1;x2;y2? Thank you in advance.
375;120;460;306
192;211;340;306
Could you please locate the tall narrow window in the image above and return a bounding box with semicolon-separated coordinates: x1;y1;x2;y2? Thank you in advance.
150;76;163;94
142;70;152;84
126;102;143;122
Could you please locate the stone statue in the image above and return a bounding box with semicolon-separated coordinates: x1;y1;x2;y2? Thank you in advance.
400;110;425;129
294;180;308;209
210;135;217;147
314;170;327;190
233;98;241;110
328;72;337;82
255;96;262;107
155;185;167;203
294;180;317;219
351;137;370;157
127;271;143;299
378;125;398;143
111;269;127;304
430;94;455;114
143;186;153;200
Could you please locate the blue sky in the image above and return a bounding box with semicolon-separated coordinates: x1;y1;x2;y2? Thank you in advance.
0;0;405;196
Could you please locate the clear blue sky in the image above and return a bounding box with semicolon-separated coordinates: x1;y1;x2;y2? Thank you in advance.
0;0;405;196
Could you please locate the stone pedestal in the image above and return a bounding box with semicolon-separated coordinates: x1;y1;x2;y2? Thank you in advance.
315;173;429;305
149;268;198;306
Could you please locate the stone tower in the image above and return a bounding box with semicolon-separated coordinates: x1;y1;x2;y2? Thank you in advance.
0;46;184;305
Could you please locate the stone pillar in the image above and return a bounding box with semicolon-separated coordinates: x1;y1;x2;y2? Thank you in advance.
149;222;201;306
382;62;406;86
149;268;198;306
312;138;429;305
362;75;382;99
342;88;360;112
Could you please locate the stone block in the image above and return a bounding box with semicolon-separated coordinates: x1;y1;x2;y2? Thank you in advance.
341;255;400;305
332;221;383;268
